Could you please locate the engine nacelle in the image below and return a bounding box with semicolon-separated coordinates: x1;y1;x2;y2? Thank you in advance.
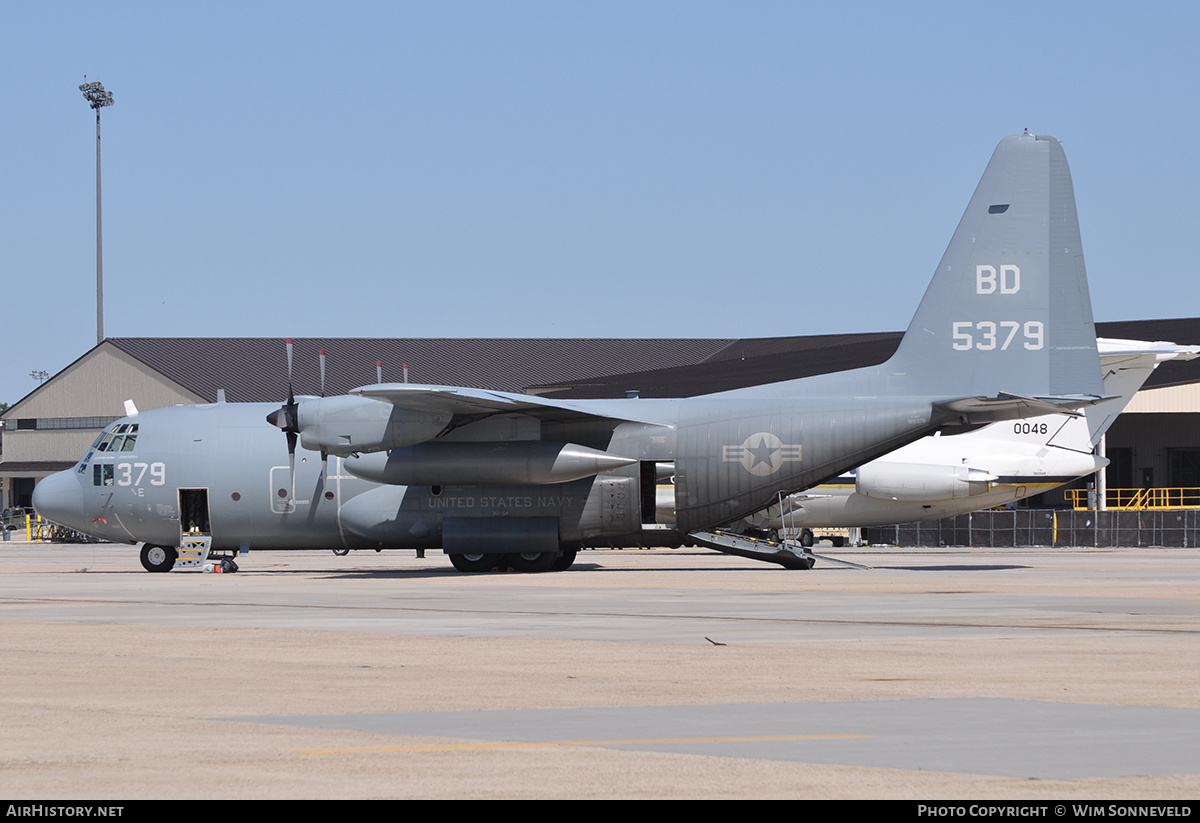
343;441;637;486
296;395;451;456
855;462;994;502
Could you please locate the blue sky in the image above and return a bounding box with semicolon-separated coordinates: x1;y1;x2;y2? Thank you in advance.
2;1;1198;406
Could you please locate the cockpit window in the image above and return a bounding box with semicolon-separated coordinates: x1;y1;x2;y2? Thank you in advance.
93;464;114;486
84;422;139;471
95;432;137;453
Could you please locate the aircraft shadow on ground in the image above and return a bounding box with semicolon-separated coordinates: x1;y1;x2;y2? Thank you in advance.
880;564;1031;572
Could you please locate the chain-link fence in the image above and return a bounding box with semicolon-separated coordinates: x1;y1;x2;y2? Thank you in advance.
862;509;1200;548
4;514;101;543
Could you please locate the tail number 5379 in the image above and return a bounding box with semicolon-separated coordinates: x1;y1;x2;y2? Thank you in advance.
952;320;1044;351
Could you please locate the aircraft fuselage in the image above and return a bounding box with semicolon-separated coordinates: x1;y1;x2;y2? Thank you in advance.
36;392;944;555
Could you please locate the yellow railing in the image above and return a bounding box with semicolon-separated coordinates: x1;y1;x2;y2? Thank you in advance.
17;514;88;542
26;514;55;541
1068;487;1200;510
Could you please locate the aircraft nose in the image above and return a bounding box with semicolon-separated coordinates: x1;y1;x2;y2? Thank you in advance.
32;470;85;530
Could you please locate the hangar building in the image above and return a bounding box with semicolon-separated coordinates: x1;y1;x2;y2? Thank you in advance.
4;319;1198;514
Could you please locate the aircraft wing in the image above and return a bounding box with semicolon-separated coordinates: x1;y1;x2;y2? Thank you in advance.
934;392;1114;422
1097;338;1200;362
352;383;674;426
357;385;1116;431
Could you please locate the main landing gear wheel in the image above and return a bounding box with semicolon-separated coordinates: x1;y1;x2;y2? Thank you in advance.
449;552;500;573
551;548;577;571
799;529;815;548
140;543;177;573
505;551;558;573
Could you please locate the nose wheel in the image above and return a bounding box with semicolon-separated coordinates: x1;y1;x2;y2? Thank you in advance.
140;543;177;573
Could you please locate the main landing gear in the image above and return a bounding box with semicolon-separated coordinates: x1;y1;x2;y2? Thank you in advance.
506;551;558;573
551;547;578;571
448;549;577;574
449;552;500;573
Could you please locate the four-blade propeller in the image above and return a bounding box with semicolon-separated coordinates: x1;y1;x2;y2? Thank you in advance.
266;339;350;501
265;339;302;501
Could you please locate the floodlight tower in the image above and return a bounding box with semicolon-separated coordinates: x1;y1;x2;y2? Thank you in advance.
80;80;113;345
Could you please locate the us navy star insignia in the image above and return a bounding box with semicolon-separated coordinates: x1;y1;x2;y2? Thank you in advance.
722;432;803;476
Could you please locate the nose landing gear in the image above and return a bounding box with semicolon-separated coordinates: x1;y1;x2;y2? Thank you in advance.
139;543;177;573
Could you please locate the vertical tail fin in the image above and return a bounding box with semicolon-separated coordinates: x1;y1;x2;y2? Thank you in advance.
886;133;1103;400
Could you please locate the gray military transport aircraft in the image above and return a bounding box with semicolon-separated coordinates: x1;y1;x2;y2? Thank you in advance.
34;133;1107;573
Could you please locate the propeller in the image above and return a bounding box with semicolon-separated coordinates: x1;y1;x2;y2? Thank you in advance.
266;340;336;497
266;338;300;502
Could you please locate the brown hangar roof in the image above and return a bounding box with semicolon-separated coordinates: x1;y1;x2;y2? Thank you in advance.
106;337;736;403
529;319;1200;399
38;317;1200;406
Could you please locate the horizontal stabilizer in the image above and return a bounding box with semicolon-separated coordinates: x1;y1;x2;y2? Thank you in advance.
1098;338;1200;361
934;392;1116;424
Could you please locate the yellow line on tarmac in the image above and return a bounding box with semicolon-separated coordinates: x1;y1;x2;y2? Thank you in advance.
300;733;870;755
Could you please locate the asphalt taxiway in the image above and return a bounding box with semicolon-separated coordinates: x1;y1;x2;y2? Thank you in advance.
2;540;1198;798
